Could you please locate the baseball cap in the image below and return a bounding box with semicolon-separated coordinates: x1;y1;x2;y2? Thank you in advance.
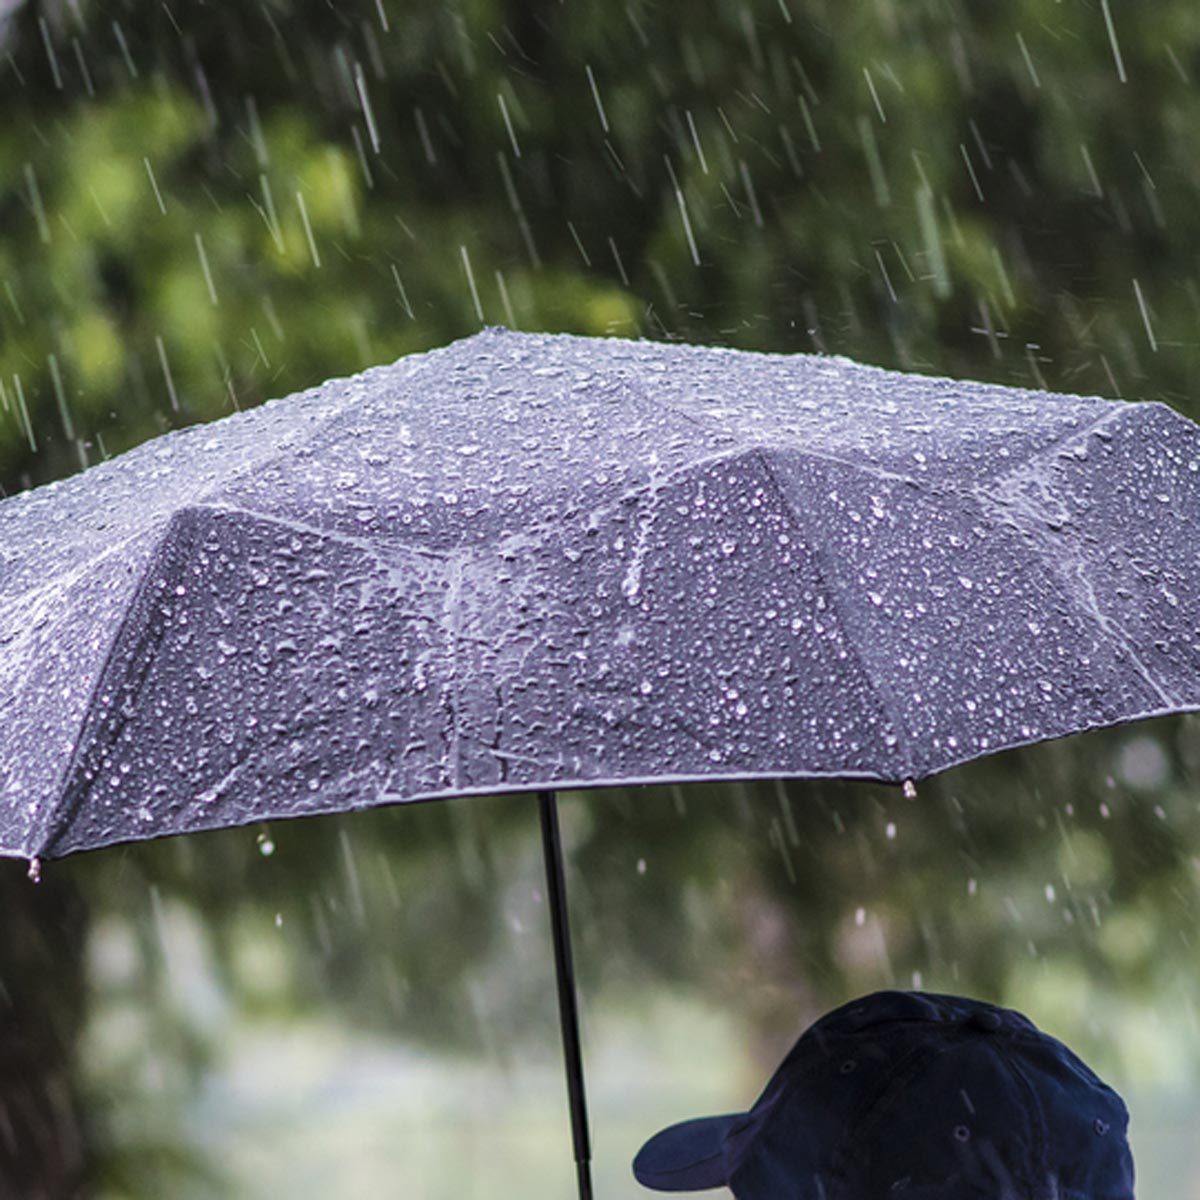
633;990;1134;1198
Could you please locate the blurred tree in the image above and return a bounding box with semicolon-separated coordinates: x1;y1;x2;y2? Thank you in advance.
0;862;86;1198
2;0;1200;1193
5;0;1200;492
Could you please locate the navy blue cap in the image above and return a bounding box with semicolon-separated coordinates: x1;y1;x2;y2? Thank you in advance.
633;991;1135;1198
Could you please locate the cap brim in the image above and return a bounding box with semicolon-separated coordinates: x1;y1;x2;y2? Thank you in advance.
633;1113;744;1192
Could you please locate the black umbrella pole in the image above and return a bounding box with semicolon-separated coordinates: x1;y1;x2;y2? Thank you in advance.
537;790;595;1200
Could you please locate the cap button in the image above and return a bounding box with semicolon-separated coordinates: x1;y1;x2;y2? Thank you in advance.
964;1009;1003;1034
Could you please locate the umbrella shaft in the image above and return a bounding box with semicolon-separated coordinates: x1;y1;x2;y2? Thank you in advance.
538;790;594;1200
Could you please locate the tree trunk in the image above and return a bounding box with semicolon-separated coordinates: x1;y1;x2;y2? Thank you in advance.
0;861;87;1199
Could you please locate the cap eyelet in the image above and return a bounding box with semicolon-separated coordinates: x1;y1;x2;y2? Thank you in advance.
840;1059;857;1074
953;1125;971;1142
1094;1118;1110;1136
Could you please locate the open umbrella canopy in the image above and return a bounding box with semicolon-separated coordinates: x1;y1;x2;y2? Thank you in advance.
2;327;1199;860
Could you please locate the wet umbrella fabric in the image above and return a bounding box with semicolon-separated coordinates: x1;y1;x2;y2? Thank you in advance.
3;328;1200;1196
4;327;1199;859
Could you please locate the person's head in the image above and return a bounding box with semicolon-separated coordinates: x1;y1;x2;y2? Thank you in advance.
634;990;1134;1198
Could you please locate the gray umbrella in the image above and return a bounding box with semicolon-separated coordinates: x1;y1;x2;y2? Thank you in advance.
3;328;1200;1194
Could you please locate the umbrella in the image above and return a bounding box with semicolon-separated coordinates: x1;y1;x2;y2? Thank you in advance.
3;328;1199;1195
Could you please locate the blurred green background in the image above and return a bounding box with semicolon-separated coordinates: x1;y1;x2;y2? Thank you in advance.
2;1;1199;1196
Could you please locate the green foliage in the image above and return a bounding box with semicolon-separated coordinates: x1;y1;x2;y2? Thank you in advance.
6;1;1200;491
